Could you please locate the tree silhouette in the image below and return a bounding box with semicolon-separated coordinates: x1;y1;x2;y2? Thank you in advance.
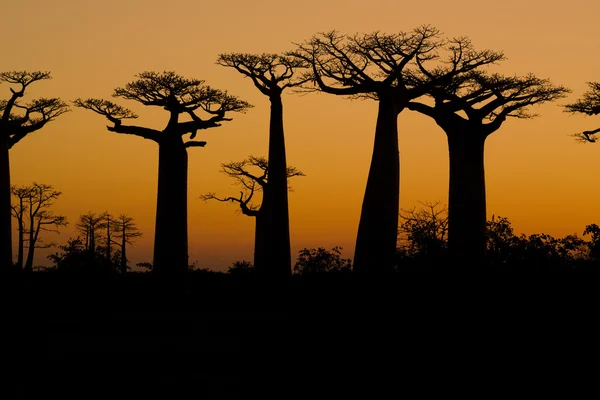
291;27;493;273
398;201;448;259
10;183;67;271
0;71;69;268
74;71;251;275
200;156;304;271
216;53;307;277
407;40;570;267
293;246;352;275
564;82;600;142
111;214;142;274
76;212;104;254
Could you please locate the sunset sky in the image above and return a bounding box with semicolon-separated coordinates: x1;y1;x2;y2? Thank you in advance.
2;0;599;271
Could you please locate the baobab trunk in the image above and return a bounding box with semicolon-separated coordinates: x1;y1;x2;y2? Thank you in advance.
0;139;11;269
120;231;127;274
258;95;291;277
253;209;267;271
446;129;487;268
353;97;400;274
153;138;189;275
16;216;24;270
24;219;37;272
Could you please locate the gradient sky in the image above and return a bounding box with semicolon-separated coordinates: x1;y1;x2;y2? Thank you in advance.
2;0;599;270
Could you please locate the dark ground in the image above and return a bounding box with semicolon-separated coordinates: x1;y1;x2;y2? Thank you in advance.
2;270;598;399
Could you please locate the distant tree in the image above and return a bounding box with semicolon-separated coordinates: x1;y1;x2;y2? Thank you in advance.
74;71;251;275
47;237;87;271
407;40;570;267
217;53;307;277
583;223;600;259
398;201;448;260
101;212;114;264
200;156;304;271
136;262;153;272
292;27;494;274
0;71;69;268
11;183;68;271
227;260;254;275
293;246;352;275
76;212;104;253
564;82;600;142
111;214;143;274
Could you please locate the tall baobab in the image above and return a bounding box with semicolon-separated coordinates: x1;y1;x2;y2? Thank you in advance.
74;71;251;275
564;81;600;142
0;71;69;268
291;27;494;273
200;156;304;270
216;53;307;276
407;40;569;267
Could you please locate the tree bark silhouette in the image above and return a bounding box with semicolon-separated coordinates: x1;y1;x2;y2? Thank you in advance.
1;141;11;267
353;94;400;273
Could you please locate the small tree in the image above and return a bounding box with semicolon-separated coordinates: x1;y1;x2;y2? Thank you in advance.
111;214;142;274
1;71;69;268
74;71;251;275
293;247;352;275
11;183;68;271
200;156;304;271
564;82;600;142
398;201;448;258
76;212;104;253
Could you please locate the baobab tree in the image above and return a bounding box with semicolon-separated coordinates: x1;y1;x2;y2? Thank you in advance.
111;214;142;274
291;27;497;273
407;41;570;267
0;71;69;268
74;71;251;275
216;53;307;277
200;156;304;271
11;183;67;270
564;81;600;142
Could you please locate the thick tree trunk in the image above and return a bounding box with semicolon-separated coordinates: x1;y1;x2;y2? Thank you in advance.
16;218;24;270
24;225;36;272
353;98;400;274
446;128;487;268
0;139;12;269
257;95;291;277
106;221;111;264
120;227;127;274
153;138;189;276
253;209;267;271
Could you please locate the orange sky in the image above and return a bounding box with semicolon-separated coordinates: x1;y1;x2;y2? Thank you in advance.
2;0;599;270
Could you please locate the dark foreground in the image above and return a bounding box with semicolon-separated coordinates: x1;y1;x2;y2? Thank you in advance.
2;269;598;398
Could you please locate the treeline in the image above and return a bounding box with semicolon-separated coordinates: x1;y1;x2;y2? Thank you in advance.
2;26;599;275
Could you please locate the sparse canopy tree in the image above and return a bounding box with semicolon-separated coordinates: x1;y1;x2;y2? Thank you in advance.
0;71;69;268
200;156;304;271
291;27;494;273
74;71;251;275
11;183;67;271
111;214;142;274
407;40;570;267
398;201;448;258
216;53;307;277
76;212;104;253
564;82;600;142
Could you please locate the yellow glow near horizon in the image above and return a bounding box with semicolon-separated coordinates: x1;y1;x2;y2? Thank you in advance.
2;0;599;270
